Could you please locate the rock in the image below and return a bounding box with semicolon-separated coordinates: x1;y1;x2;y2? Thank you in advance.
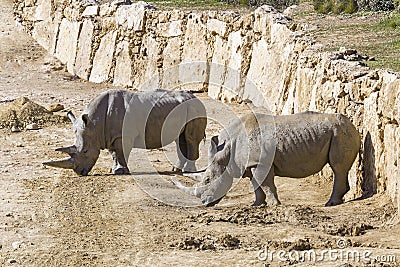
26;123;39;130
157;20;183;37
54;19;81;74
47;103;64;112
339;47;357;55
74;19;95;80
111;0;131;6
82;5;99;17
113;41;133;87
12;241;23;249
8;259;17;264
207;19;227;37
89;31;117;83
11;125;21;132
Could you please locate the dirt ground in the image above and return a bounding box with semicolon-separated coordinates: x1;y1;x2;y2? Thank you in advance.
1;0;400;266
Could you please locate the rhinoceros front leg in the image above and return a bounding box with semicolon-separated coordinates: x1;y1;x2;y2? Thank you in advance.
173;135;196;173
250;165;280;206
173;139;186;173
109;138;130;175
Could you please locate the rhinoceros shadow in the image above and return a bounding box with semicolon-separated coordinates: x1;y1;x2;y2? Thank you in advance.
357;131;377;200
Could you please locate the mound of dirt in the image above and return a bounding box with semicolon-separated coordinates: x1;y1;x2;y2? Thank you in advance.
0;97;68;129
170;234;241;250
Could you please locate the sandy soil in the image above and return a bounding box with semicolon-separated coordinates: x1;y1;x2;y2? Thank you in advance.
0;0;399;266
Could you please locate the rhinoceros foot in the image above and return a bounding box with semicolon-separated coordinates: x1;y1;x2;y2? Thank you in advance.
325;198;344;207
113;166;130;175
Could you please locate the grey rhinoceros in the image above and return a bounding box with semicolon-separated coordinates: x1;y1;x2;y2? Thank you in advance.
172;111;361;207
44;89;207;175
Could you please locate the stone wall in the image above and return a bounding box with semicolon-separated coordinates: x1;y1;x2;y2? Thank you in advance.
14;0;399;211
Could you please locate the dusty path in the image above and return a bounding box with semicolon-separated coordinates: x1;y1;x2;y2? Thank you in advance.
1;0;400;266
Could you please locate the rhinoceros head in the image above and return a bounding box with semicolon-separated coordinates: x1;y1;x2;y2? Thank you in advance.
43;111;100;176
172;137;233;206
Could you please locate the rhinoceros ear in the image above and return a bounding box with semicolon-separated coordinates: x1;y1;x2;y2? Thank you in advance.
67;111;76;124
81;114;90;127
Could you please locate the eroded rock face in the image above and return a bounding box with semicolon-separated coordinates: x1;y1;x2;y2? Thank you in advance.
14;1;400;209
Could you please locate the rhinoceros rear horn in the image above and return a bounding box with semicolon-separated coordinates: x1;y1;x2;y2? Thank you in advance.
67;111;76;124
43;157;74;169
55;145;77;155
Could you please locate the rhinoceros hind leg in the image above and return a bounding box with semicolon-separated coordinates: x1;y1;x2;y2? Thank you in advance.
113;166;130;175
250;166;280;206
325;171;349;206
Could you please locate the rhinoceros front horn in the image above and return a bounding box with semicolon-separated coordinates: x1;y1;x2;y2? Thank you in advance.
43;157;75;169
171;177;209;198
55;145;77;155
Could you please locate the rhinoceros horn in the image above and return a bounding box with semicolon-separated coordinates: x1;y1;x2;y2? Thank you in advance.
43;157;74;169
67;111;76;124
55;145;77;155
171;177;209;198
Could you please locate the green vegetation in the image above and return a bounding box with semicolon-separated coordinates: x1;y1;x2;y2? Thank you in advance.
311;12;400;71
313;0;396;13
313;0;357;13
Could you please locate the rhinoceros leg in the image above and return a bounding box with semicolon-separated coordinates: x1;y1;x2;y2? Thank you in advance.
325;130;358;206
173;137;186;172
109;138;130;175
174;132;197;173
250;165;280;206
182;118;206;172
325;171;349;206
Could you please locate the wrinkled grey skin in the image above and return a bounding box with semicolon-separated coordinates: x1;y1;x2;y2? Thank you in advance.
173;111;361;207
44;89;207;176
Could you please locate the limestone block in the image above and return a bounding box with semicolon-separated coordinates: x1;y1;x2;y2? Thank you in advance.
34;0;52;21
157;20;183;37
55;19;81;74
162;37;182;90
207;19;227;37
134;35;159;90
22;7;36;21
243;38;272;109
24;0;35;7
378;70;400;122
113;41;132;87
254;5;290;37
382;124;399;201
32;21;59;52
99;3;117;17
221;30;242;102
270;23;291;48
209;36;229;100
89;31;117;83
75;19;95;80
362;92;383;194
115;2;154;31
181;13;208;91
82;5;99;17
288;68;315;113
397;127;400;212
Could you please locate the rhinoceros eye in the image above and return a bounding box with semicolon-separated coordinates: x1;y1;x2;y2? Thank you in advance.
83;149;88;154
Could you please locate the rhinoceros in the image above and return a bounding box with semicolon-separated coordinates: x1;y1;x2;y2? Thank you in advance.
44;89;207;175
172;111;361;207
